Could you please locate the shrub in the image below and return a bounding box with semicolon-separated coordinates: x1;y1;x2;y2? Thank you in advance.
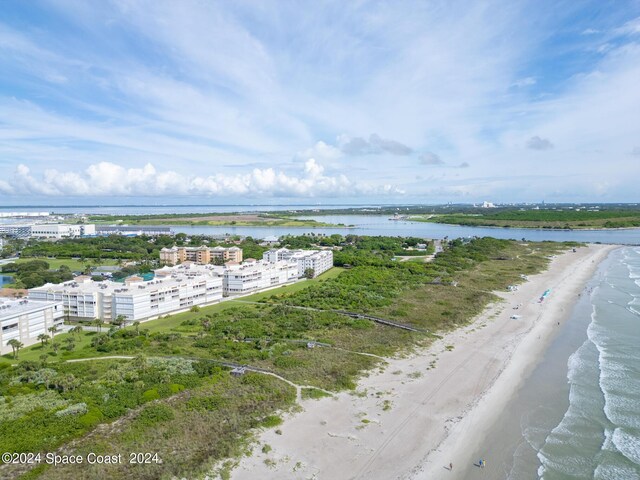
55;402;88;417
142;389;160;402
137;404;175;426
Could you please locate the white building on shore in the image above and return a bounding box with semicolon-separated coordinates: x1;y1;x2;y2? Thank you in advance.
0;297;64;354
263;248;333;278
28;266;223;323
26;250;334;323
223;259;298;296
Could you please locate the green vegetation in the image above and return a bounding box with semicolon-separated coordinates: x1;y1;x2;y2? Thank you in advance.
0;235;576;479
1;260;73;289
413;208;640;229
15;257;120;272
78;212;341;227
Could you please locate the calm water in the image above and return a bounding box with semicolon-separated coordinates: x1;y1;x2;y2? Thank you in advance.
0;275;13;287
172;215;640;245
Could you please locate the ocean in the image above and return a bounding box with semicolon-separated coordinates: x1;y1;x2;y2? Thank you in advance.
467;247;640;479
535;247;640;479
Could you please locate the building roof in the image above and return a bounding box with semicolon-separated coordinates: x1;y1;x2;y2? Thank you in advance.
0;297;62;319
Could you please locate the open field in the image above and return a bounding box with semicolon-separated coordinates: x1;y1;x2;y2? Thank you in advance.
79;213;345;227
14;257;120;271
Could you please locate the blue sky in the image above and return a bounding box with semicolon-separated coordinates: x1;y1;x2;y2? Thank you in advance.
0;0;639;205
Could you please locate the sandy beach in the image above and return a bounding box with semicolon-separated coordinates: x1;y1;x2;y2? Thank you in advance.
227;244;616;480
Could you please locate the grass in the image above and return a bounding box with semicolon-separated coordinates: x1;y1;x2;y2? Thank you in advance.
14;257;120;271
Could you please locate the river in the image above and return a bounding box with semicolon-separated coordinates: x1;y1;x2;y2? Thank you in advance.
168;215;640;245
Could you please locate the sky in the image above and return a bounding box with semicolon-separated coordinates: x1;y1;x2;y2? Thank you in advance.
0;0;639;205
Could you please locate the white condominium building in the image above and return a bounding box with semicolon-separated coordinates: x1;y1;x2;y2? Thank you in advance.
263;248;333;278
0;297;64;354
223;260;298;296
28;265;223;323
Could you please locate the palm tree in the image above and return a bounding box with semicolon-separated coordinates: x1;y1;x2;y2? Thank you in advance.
48;325;59;340
93;318;103;332
39;353;49;365
133;321;141;335
72;325;83;337
7;339;23;359
37;333;49;347
114;314;127;329
51;341;60;354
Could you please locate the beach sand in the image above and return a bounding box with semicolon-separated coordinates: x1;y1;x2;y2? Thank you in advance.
227;244;616;480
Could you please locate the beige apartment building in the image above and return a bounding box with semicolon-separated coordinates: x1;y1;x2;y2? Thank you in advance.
160;245;242;266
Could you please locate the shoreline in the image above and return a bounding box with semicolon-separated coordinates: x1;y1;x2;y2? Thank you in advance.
407;218;640;232
413;243;616;479
227;243;617;480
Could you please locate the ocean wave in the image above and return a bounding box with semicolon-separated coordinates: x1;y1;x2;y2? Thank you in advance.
612;427;640;466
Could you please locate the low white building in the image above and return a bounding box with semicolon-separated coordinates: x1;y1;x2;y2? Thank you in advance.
0;297;64;354
28;266;223;323
0;223;95;239
263;248;333;278
30;224;96;238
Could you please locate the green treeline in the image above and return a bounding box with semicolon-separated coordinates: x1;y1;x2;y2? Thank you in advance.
0;260;73;289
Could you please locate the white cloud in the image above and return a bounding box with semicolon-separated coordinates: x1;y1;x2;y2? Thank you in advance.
4;160;401;198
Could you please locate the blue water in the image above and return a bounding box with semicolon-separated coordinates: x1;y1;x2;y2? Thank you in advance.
170;215;640;245
0;275;13;286
536;247;640;479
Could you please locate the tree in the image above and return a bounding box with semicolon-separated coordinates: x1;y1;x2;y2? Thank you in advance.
37;333;49;347
48;325;59;339
113;314;127;329
7;339;24;359
304;268;315;279
51;341;60;354
39;353;49;365
64;337;75;351
133;321;141;335
93;318;104;332
72;325;83;337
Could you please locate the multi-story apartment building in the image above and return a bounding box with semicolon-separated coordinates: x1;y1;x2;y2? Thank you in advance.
28;266;223;323
160;245;242;266
263;248;333;278
0;297;64;354
210;246;243;263
223;260;298;296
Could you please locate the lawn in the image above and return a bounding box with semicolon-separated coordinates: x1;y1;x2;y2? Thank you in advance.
14;257;120;271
